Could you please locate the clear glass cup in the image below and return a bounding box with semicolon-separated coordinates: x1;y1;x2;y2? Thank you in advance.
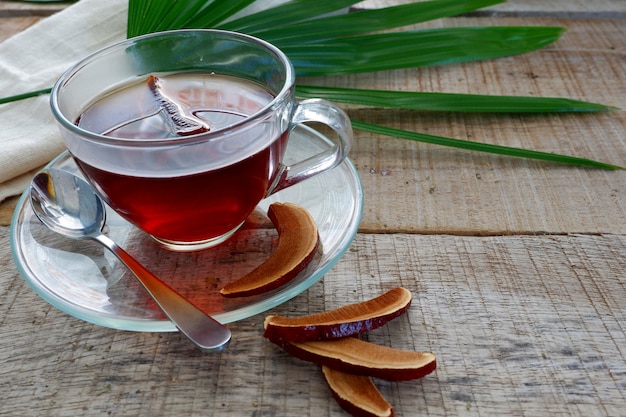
50;29;352;251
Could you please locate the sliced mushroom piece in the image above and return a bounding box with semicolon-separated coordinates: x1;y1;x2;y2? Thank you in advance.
220;202;320;298
272;337;436;381
322;365;394;417
264;287;412;342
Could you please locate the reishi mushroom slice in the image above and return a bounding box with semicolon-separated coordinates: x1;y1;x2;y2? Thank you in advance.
322;366;394;417
272;337;436;381
220;202;320;298
263;287;412;342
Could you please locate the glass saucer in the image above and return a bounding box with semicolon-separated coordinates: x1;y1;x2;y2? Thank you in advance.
10;125;363;332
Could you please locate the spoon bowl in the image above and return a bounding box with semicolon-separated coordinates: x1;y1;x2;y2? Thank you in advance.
30;168;231;352
31;167;106;238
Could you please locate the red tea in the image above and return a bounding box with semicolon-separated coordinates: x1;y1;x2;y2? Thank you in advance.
74;72;288;245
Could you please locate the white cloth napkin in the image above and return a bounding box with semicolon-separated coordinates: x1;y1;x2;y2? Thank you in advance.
0;0;128;202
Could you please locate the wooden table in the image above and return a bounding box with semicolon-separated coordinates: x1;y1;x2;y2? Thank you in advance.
1;1;625;416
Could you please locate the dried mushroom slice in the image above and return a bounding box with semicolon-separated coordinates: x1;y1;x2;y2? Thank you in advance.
322;365;394;417
220;202;320;298
264;287;412;342
272;337;436;381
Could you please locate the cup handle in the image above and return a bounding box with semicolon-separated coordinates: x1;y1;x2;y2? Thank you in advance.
267;99;353;195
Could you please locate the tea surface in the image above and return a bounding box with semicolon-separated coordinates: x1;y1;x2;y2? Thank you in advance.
77;72;275;139
74;72;287;245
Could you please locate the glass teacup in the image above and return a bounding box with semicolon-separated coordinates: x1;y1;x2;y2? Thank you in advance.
50;29;352;251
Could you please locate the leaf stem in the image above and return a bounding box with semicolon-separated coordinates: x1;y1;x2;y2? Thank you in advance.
0;88;51;105
296;85;618;113
352;120;623;170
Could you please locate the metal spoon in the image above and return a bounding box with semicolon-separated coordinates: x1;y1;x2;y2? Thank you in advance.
29;168;231;352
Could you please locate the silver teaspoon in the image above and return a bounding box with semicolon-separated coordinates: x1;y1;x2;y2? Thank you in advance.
30;168;231;352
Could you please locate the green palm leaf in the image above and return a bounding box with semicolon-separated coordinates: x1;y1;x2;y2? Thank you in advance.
179;0;257;31
282;26;564;77
0;88;51;105
2;0;620;169
216;0;361;34
128;0;257;37
352;121;623;170
236;0;506;44
295;85;616;113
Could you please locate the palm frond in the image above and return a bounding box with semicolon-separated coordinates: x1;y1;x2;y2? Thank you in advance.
295;85;617;113
128;0;258;36
283;26;564;77
215;0;360;34
352;120;623;170
184;0;257;30
249;0;506;45
0;88;51;105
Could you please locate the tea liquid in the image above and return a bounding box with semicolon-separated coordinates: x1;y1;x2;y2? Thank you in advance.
74;72;288;244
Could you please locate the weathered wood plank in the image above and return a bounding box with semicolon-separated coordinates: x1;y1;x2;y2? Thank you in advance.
349;109;626;235
2;229;625;416
488;0;626;15
0;15;43;42
302;16;626;235
0;0;70;12
0;195;18;225
359;0;626;16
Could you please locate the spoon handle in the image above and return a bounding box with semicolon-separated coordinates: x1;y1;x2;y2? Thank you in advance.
94;233;231;352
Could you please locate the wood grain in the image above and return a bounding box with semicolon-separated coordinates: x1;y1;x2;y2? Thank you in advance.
2;229;625;416
0;0;63;44
0;0;67;13
0;15;41;42
298;15;626;235
358;0;626;15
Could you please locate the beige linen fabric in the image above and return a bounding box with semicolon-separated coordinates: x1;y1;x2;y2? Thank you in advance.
0;0;128;202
